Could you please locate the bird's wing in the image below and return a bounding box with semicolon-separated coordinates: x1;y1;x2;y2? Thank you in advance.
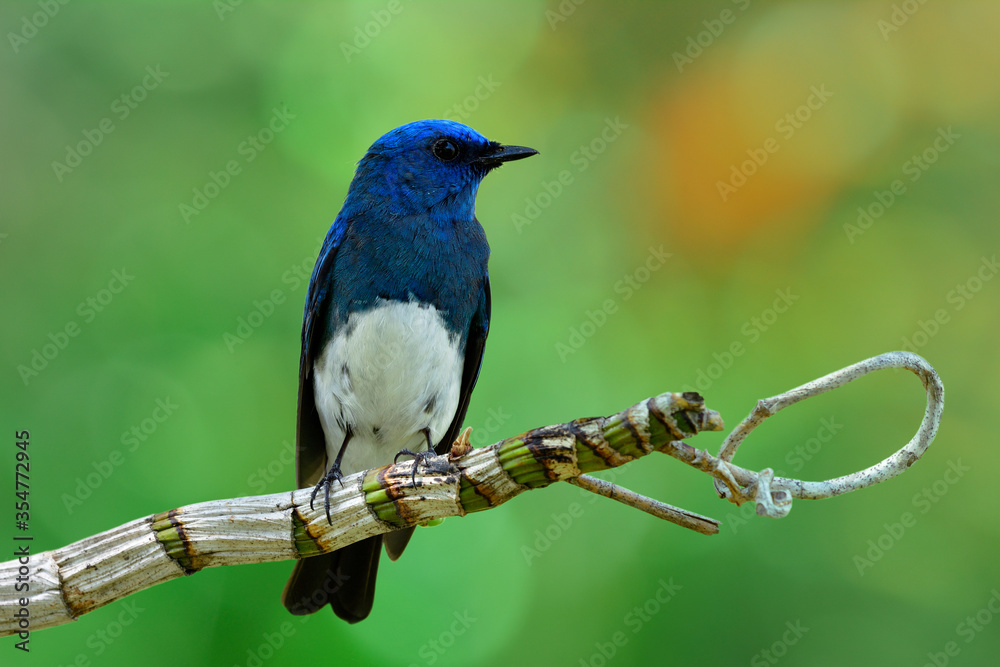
295;214;349;488
435;273;491;454
288;211;387;623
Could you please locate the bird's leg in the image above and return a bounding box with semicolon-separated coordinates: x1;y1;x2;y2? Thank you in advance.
394;427;437;485
310;426;353;525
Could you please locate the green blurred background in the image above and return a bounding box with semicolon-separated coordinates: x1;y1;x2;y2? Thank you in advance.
3;1;999;665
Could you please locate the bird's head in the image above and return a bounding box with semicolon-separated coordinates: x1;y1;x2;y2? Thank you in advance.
345;119;537;219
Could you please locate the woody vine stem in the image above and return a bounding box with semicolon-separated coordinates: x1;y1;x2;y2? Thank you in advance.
0;351;942;637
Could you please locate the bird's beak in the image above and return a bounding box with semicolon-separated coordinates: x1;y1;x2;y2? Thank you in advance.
475;143;539;168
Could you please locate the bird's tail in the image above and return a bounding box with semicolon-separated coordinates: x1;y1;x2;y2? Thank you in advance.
281;535;382;622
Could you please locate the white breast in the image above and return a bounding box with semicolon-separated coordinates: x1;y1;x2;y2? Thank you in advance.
312;299;463;476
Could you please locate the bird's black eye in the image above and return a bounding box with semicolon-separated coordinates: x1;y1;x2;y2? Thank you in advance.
431;138;460;162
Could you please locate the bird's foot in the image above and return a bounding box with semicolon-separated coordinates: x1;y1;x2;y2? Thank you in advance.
450;426;474;459
394;448;440;485
309;463;345;525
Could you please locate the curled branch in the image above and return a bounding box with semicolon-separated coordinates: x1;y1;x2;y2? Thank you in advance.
0;352;944;638
705;350;944;516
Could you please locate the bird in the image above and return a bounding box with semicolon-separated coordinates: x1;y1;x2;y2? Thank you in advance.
281;119;537;622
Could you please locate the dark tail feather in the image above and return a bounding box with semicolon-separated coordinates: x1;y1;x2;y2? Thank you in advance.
329;536;381;622
383;527;415;562
281;535;382;622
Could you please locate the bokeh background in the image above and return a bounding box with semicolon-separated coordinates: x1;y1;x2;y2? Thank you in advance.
3;1;999;665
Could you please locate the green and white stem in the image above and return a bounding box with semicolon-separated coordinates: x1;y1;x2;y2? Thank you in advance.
0;351;943;638
0;392;722;637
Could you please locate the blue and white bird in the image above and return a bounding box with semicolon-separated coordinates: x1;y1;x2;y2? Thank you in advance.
281;119;537;622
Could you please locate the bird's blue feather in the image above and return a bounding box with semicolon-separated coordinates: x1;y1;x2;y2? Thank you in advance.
286;119;534;622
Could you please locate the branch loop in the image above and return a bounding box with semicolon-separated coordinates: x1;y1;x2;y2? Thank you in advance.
710;351;944;512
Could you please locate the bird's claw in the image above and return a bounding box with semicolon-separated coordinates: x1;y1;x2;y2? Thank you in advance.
394;448;438;486
309;463;345;525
